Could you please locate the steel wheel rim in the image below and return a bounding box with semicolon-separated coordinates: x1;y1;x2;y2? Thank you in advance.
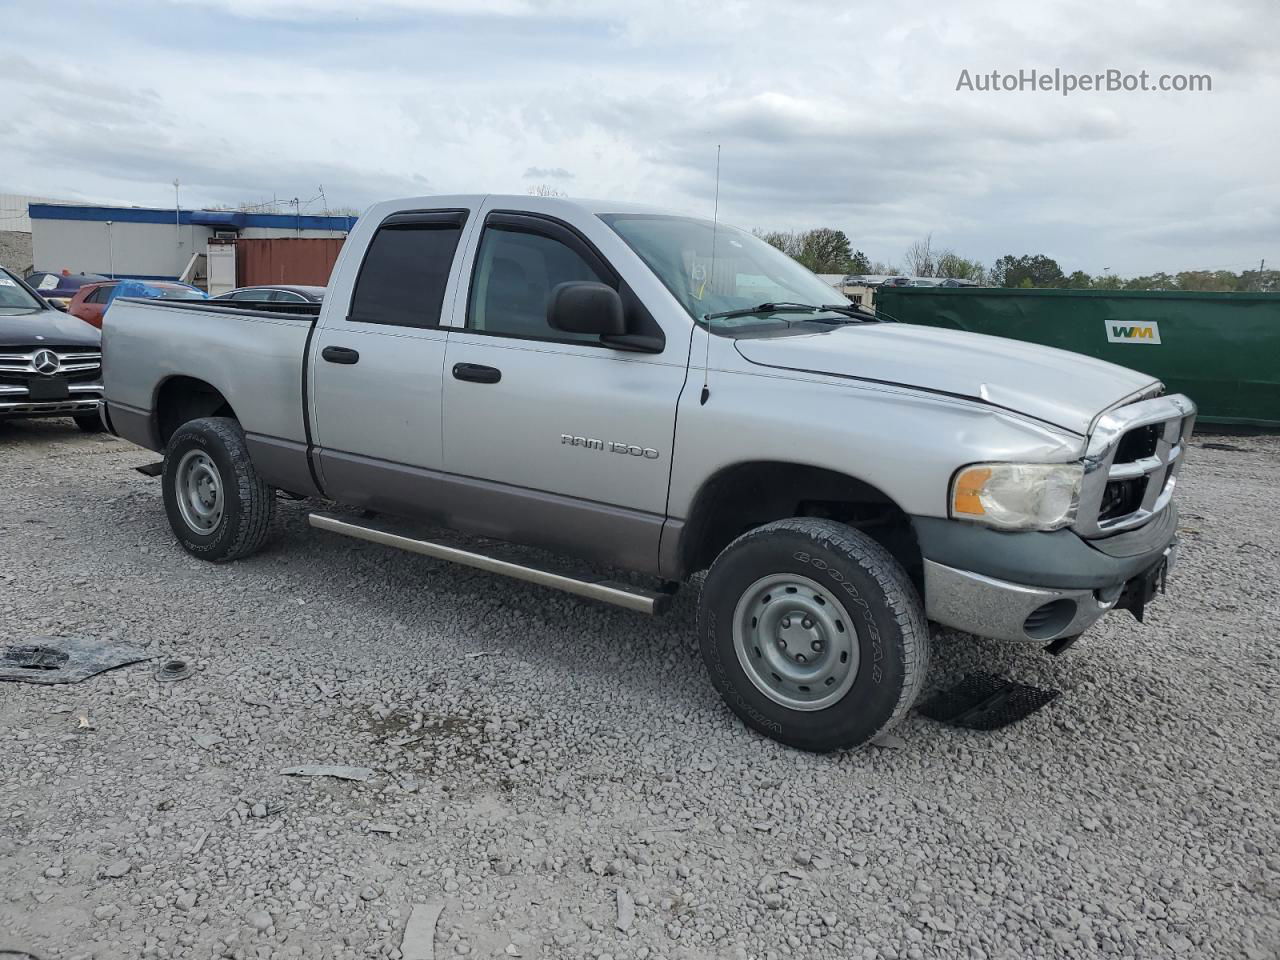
732;573;860;711
174;449;224;534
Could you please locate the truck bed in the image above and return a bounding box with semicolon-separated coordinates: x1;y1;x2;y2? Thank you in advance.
103;298;315;456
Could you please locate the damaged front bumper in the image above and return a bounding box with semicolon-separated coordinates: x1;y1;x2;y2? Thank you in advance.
914;507;1180;645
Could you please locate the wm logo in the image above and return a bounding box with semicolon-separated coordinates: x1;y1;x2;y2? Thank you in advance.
1105;320;1162;344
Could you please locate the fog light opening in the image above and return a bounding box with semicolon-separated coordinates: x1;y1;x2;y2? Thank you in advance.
1023;599;1077;640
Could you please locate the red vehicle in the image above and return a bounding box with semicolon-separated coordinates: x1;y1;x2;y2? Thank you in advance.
68;280;206;328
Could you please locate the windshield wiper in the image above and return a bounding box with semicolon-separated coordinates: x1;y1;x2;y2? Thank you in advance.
804;304;884;324
703;302;822;322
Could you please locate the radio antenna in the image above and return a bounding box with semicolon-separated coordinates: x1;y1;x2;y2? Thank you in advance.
700;144;721;405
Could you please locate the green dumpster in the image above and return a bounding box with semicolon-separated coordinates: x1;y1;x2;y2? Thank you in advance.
874;287;1280;427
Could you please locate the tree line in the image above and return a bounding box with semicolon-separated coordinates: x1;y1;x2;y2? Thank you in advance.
753;229;984;281
754;227;1276;292
988;253;1278;293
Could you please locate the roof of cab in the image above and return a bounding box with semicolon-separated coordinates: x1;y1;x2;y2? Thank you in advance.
373;194;686;219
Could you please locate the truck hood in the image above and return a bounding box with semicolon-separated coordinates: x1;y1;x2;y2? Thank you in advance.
733;323;1159;435
0;308;101;348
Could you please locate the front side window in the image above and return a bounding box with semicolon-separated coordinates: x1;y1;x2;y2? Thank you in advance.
349;218;464;328
601;214;851;333
467;227;606;342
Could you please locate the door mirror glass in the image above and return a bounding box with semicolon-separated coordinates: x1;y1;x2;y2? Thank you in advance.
546;281;626;337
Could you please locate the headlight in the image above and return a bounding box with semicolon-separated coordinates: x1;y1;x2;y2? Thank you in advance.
950;462;1083;531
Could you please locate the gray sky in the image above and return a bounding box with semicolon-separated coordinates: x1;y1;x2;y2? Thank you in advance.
1;0;1274;275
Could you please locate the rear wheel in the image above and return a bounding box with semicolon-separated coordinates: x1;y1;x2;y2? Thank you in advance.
698;518;929;752
162;417;274;562
73;413;104;433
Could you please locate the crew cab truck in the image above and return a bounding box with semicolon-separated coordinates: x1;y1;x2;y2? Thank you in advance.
102;195;1194;752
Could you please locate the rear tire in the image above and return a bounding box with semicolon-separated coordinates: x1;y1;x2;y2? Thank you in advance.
698;518;929;752
74;413;104;433
162;417;274;562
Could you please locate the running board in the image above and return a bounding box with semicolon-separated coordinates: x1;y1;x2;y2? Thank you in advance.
307;512;671;615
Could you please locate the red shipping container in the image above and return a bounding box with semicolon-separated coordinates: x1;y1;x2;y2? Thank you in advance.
235;237;346;287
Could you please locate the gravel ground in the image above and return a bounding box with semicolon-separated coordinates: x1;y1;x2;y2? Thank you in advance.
1;419;1277;960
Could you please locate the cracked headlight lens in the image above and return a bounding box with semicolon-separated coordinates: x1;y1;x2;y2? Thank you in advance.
950;462;1083;531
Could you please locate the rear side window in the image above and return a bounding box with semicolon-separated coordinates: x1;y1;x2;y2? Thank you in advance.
349;213;466;328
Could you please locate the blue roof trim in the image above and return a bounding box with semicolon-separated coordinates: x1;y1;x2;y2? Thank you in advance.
190;210;246;228
30;204;195;225
29;203;357;231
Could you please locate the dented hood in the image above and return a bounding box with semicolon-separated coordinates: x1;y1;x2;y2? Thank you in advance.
733;323;1159;435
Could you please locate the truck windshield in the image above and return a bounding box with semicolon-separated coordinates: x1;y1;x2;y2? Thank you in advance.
600;214;852;332
0;269;46;314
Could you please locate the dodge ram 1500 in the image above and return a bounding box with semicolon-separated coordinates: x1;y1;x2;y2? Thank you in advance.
102;195;1195;751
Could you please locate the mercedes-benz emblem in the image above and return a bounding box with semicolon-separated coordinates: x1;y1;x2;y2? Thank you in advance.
32;349;60;375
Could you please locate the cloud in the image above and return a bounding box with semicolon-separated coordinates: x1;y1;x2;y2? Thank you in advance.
523;166;575;180
0;0;1274;274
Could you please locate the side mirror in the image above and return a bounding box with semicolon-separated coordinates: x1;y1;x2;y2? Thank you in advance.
546;281;626;337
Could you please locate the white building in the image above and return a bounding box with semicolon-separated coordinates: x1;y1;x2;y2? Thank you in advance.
30;202;357;283
1;193;62;233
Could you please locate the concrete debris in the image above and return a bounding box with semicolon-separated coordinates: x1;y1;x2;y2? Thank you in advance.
399;901;444;960
616;888;635;931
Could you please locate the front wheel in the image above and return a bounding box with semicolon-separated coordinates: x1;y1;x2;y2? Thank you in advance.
162;417;275;562
698;518;929;752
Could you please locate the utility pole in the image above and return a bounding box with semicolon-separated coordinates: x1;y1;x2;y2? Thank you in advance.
105;221;114;278
173;178;182;275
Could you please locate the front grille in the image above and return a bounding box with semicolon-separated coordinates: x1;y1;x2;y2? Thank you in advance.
0;347;101;390
1099;476;1148;522
1076;395;1196;538
0;346;101;371
0;368;101;385
1114;423;1160;462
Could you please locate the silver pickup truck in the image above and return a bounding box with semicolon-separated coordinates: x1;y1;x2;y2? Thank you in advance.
103;194;1194;751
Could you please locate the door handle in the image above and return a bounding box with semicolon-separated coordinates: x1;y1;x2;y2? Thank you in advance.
452;362;502;384
322;346;360;365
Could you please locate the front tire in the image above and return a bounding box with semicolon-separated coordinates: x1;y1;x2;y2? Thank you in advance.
698;518;929;752
162;417;274;562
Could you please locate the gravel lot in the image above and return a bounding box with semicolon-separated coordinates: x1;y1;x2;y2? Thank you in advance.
1;419;1277;960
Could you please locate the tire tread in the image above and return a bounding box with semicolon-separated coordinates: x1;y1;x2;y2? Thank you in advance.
166;417;274;562
701;517;930;749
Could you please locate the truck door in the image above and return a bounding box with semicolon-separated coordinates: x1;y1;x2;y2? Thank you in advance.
309;208;472;509
440;210;689;574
